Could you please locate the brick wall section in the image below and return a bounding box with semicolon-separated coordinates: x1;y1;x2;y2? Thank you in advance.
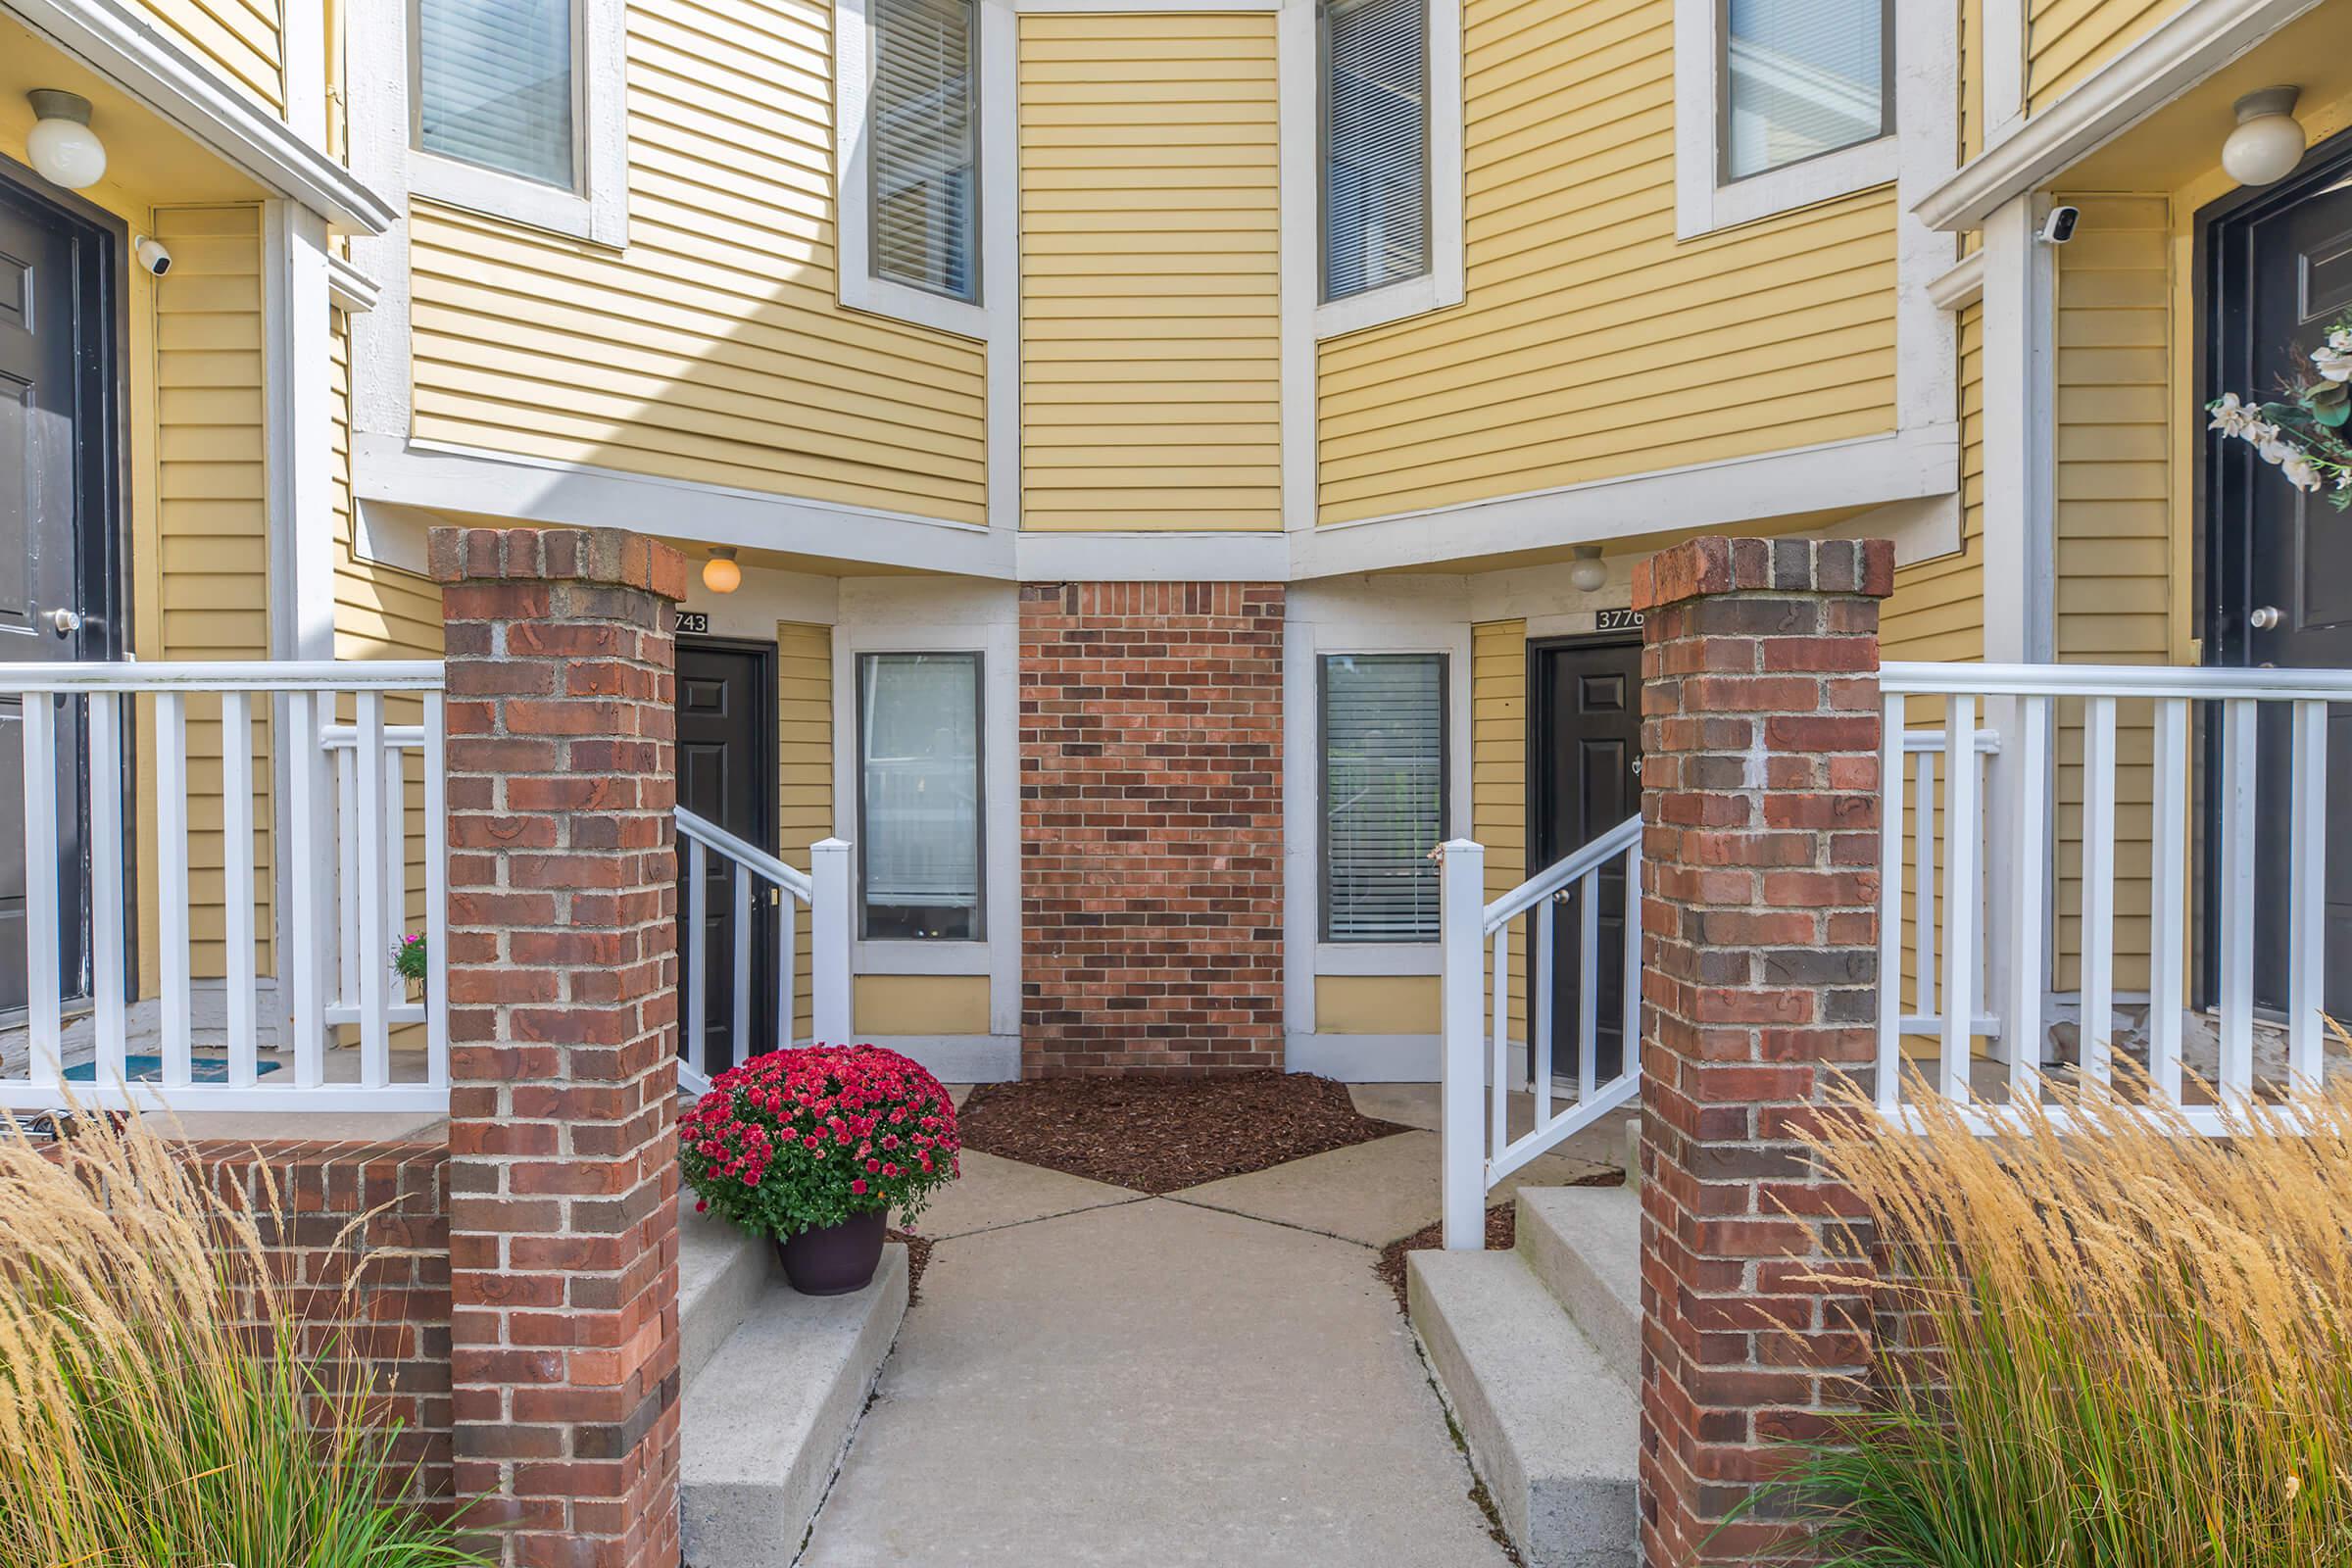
1018;581;1286;1074
431;526;687;1568
193;1138;453;1502
1632;537;1892;1568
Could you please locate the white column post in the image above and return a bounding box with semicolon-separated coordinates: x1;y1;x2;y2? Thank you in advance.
1440;837;1487;1251
811;837;855;1044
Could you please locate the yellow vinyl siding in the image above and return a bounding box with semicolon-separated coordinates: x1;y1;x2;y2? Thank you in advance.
2050;195;2171;995
1472;619;1529;1042
1959;0;1984;164
407;0;988;523
854;974;990;1037
1315;976;1442;1035
1315;0;1899;524
778;621;831;1040
143;204;274;981
132;0;287;119
2026;0;2182;116
1016;13;1283;531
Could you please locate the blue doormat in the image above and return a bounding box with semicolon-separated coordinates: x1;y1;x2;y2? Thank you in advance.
64;1054;282;1084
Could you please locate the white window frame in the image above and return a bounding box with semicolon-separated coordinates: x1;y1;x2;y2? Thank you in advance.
1295;0;1462;339
1672;0;1897;241
407;0;629;246
835;0;1007;338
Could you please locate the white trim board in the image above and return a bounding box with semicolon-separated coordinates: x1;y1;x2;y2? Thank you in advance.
859;1035;1021;1082
1285;1032;1442;1082
1914;0;2328;231
5;0;395;231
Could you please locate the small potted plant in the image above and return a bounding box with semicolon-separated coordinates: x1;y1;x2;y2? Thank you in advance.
679;1044;960;1296
391;932;427;1003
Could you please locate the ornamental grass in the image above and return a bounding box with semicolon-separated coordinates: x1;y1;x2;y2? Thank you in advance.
0;1108;484;1568
1768;1067;2352;1568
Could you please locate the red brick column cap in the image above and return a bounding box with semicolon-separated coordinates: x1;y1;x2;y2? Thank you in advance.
1632;536;1894;612
426;524;689;602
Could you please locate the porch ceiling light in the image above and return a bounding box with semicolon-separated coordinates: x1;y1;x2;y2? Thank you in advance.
1568;545;1608;594
24;91;105;190
702;547;741;595
2223;87;2305;188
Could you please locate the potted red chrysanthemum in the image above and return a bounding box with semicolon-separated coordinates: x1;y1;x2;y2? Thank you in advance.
679;1045;960;1296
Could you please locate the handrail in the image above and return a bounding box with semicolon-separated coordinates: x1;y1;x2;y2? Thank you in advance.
1881;660;2352;701
1483;812;1642;934
0;660;445;691
675;807;814;901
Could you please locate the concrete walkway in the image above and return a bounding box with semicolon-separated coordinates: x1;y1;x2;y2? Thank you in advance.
799;1110;1611;1566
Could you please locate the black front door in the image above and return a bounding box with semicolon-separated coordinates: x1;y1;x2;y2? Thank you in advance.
0;172;114;1017
675;637;778;1074
1530;636;1642;1082
2206;139;2352;1016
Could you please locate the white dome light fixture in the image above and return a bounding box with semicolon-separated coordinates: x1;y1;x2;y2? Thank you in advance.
2223;86;2306;188
1568;544;1608;594
702;546;742;595
24;90;106;190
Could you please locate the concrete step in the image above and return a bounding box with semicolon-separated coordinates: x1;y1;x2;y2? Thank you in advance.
678;1200;775;1390
681;1245;909;1568
1407;1248;1638;1568
1515;1185;1641;1388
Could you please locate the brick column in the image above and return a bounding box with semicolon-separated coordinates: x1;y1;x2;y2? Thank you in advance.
1632;537;1891;1568
1018;581;1286;1075
431;526;687;1568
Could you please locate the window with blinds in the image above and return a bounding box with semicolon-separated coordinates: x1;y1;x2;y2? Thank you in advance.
859;653;984;941
1320;0;1429;303
415;0;578;189
870;0;979;303
1721;0;1889;182
1322;654;1446;942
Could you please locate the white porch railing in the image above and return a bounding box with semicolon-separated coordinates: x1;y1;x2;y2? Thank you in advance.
1439;814;1642;1250
674;810;852;1098
0;662;449;1112
1878;662;2352;1136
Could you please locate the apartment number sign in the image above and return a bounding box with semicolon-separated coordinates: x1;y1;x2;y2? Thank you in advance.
675;612;710;634
1594;609;1643;633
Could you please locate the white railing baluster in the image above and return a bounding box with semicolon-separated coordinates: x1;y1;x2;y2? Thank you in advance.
384;728;407;1006
1621;837;1642;1079
1532;897;1553;1126
2219;698;2258;1102
1939;696;1978;1104
19;696;59;1087
2080;697;2118;1092
287;691;326;1090
1876;692;1905;1111
222;693;258;1087
778;888;798;1050
156;693;192;1090
87;692;125;1087
1914;747;1936;1024
1438;838;1486;1250
2146;698;2187;1106
356;693;389;1088
2007;694;2049;1102
1491;920;1509;1164
422;693;449;1090
732;867;753;1065
686;836;708;1081
1577;867;1599;1104
335;737;358;1014
811;838;853;1044
2288;699;2328;1094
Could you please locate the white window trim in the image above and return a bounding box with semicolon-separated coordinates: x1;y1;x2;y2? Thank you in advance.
834;0;1007;338
1672;0;1897;241
407;0;630;246
1296;0;1464;340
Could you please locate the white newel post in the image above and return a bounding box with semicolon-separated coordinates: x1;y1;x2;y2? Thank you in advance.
1440;837;1486;1250
811;837;854;1044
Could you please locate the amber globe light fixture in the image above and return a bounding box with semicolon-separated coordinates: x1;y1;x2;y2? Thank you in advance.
702;547;742;594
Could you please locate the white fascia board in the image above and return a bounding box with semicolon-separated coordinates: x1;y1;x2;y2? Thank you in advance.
354;434;1011;577
1927;249;1985;311
7;0;397;232
1013;531;1290;581
1290;425;1961;579
326;252;381;314
1914;0;2326;231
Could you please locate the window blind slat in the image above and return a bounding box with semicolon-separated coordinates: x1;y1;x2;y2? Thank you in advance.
1323;654;1445;941
1723;0;1886;180
1322;0;1429;303
871;0;979;303
416;0;576;190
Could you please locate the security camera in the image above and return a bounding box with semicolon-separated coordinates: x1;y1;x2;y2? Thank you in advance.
2036;206;2081;245
133;234;172;276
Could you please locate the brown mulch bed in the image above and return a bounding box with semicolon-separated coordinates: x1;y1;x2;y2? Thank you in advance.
956;1070;1411;1194
887;1227;934;1303
1374;1167;1628;1313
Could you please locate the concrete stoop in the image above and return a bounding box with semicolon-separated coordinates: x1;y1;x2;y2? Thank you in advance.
677;1211;909;1568
1405;1185;1642;1568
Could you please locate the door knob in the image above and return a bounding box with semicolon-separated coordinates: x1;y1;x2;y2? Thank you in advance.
2249;606;2283;630
44;608;81;636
